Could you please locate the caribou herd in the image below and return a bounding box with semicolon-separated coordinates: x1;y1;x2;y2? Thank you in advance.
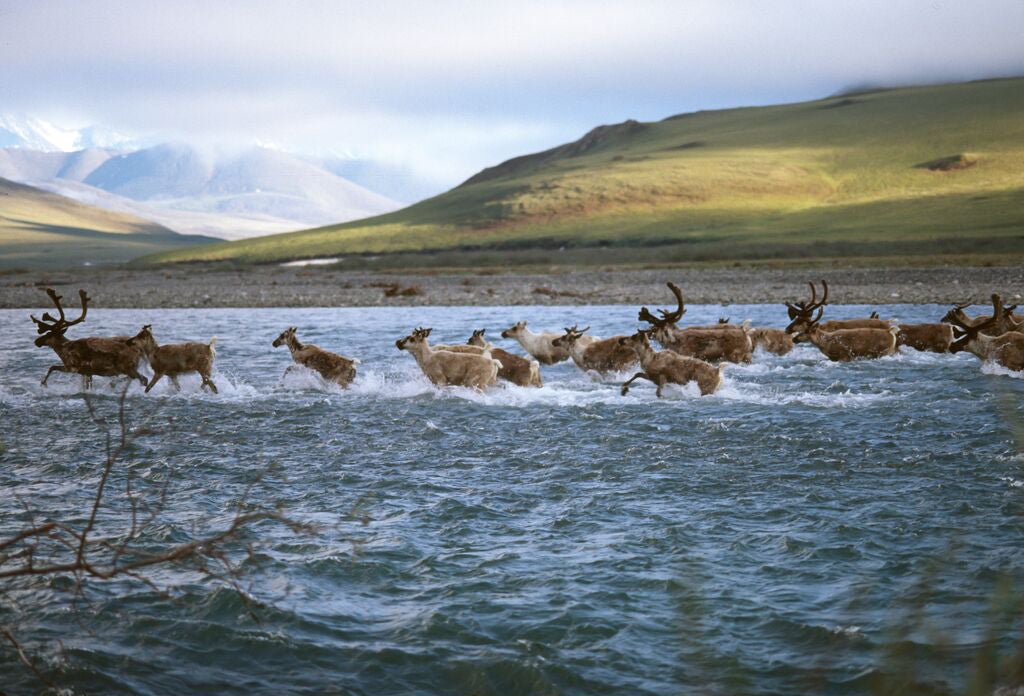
27;280;1024;397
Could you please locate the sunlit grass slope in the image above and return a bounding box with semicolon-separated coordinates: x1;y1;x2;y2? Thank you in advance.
0;178;213;269
142;77;1024;267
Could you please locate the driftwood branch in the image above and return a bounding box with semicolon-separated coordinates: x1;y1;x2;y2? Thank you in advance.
0;384;313;689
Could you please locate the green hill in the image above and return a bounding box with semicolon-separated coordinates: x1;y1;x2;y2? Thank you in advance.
0;178;214;269
142;77;1024;268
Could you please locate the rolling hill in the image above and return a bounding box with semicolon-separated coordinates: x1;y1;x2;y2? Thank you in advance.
0;178;214;269
140;77;1024;269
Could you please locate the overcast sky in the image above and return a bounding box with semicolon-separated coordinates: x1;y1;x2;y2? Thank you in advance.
2;0;1022;192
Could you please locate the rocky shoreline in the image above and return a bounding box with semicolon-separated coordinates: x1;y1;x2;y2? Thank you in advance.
1;265;1022;308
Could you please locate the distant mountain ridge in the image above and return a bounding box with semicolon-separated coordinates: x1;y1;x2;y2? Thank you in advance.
0;141;402;240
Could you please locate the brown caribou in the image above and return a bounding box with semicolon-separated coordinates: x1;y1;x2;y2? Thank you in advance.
30;288;153;388
396;327;499;389
748;328;795;355
618;330;722;397
784;280;888;334
467;329;542;387
947;298;1024;371
499;321;571;365
792;306;899;361
941;294;1023;336
273;327;359;387
895;323;954;353
136;334;219;393
551;325;638;374
638;283;753;363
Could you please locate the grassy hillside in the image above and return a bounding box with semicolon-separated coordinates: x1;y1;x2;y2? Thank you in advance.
0;178;214;269
141;77;1024;268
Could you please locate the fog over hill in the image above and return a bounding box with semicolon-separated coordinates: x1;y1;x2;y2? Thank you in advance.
0;128;404;240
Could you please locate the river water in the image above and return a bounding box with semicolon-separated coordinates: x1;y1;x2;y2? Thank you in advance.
2;304;1023;695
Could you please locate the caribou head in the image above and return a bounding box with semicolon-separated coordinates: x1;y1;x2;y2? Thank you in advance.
272;326;299;348
30;288;91;347
396;326;432;351
784;280;829;334
551;325;590;348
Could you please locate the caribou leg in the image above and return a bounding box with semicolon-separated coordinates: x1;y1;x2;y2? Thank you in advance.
41;365;69;386
145;372;165;393
655;377;668;398
200;372;218;394
130;367;148;387
170;375;182;391
621;371;652;396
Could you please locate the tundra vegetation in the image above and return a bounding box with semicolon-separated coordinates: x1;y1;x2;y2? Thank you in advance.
140;78;1024;270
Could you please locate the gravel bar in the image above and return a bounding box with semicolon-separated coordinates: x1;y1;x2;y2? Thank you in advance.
1;265;1022;308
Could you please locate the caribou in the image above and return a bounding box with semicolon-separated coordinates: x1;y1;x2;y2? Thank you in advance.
784;281;888;334
895;323;955;353
618;330;722;397
638;283;753;363
396;327;499;389
947;297;1024;371
467;329;542;387
552;325;638;374
30;288;153;389
136;334;219;393
499;321;571;365
792;306;900;361
748;328;795;355
942;294;1023;336
273;327;359;387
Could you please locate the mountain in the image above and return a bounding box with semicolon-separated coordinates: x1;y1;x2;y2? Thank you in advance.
0;114;143;152
84;143;214;199
0;143;402;240
0;178;214;269
140;77;1024;267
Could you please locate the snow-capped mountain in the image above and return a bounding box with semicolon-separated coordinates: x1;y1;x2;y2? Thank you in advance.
0;114;142;152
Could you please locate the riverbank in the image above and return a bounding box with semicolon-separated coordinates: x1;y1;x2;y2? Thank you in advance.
1;264;1021;308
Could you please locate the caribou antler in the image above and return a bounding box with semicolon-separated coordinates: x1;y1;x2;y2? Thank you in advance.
661;283;686;324
804;305;825;331
30;288;90;336
640;283;686;327
638;306;663;327
786;280;830;320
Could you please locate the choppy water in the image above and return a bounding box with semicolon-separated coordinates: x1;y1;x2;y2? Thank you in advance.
2;304;1023;695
